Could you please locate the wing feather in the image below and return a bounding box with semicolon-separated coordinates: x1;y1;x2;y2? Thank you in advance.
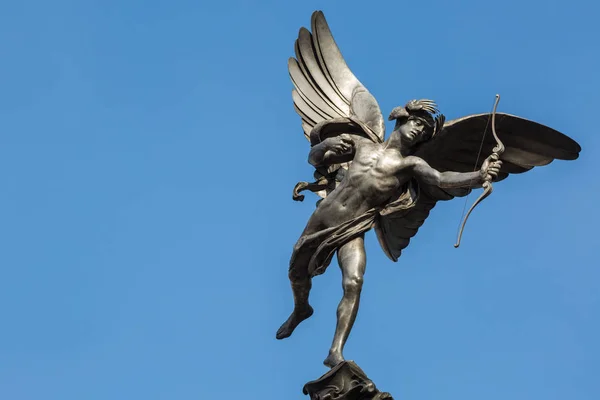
293;48;343;120
503;146;553;167
295;28;348;116
311;11;358;102
292;90;323;125
301;122;312;139
376;196;437;261
289;11;385;144
289;59;335;120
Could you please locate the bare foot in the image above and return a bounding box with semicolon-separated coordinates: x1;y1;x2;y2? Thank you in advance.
275;305;314;339
323;351;345;368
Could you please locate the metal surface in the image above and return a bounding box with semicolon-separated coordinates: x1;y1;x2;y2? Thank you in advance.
278;10;582;370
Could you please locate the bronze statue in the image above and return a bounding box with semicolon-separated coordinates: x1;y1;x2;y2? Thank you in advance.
277;11;581;372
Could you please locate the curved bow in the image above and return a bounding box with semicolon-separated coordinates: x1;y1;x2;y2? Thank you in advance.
454;94;505;248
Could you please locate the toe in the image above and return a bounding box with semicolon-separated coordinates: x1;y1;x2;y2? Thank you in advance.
276;327;288;340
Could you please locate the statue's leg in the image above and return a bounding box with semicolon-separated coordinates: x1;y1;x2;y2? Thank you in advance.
276;248;314;340
276;211;326;340
323;235;366;368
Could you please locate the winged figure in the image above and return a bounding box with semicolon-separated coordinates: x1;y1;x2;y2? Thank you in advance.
277;11;581;368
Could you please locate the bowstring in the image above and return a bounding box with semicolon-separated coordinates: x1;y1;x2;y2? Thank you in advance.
454;99;496;240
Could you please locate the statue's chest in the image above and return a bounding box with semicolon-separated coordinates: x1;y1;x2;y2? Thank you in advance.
350;149;404;196
355;147;402;176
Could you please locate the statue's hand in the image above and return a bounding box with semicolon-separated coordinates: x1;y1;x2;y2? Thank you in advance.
324;134;355;155
479;155;503;182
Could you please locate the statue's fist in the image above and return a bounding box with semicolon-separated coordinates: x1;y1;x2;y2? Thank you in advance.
480;154;503;181
326;134;355;154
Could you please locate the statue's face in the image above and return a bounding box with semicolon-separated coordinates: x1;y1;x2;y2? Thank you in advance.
397;117;430;148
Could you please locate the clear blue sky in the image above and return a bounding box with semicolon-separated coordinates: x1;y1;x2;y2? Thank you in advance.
1;1;598;399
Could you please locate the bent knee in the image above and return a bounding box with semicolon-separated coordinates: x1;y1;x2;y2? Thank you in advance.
342;275;363;292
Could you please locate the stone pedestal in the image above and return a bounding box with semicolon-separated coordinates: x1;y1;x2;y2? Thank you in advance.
303;361;393;400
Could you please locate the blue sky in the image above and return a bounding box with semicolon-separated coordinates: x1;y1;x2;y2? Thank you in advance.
1;1;598;399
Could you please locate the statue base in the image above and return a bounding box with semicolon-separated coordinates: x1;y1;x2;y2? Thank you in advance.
303;361;393;400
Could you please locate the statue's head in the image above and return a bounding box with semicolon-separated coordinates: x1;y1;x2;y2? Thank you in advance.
388;99;444;148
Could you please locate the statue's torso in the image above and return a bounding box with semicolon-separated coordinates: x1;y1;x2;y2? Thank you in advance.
312;142;413;229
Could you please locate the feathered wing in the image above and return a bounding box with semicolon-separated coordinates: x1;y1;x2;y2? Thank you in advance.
375;112;581;261
289;11;385;198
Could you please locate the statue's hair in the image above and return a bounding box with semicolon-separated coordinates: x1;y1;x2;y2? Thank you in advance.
388;99;445;140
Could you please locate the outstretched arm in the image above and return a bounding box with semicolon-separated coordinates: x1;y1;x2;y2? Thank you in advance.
308;134;357;167
409;156;502;189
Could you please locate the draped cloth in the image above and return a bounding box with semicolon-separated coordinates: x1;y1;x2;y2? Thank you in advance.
289;209;378;280
288;181;420;280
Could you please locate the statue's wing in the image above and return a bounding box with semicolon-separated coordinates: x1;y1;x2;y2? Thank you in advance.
375;113;581;261
290;10;385;143
289;11;386;201
415;112;580;178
